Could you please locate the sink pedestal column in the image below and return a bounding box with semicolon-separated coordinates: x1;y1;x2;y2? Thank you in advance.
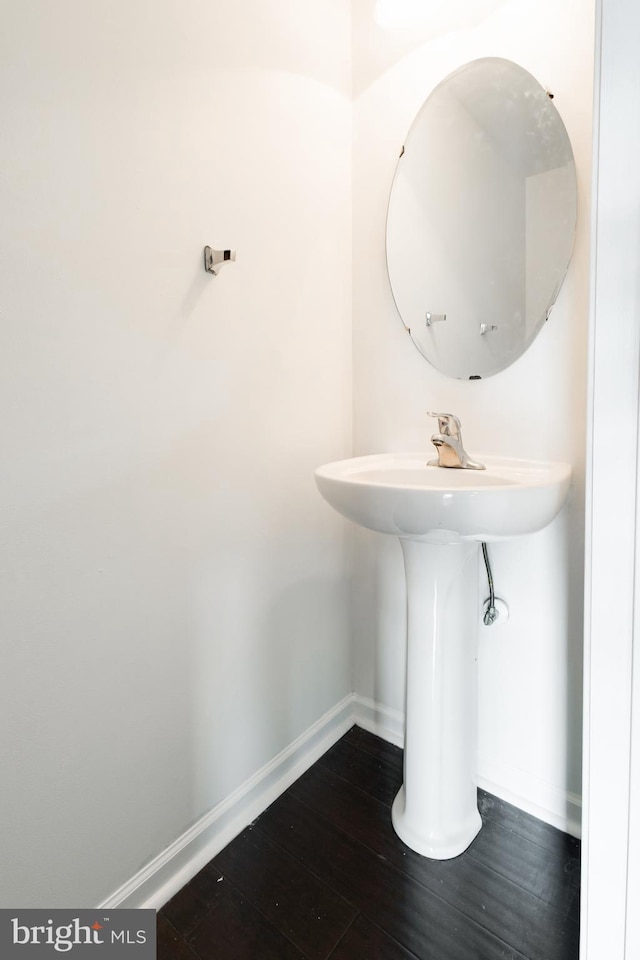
392;538;482;859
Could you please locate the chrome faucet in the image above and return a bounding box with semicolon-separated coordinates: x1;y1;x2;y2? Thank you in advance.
427;412;485;470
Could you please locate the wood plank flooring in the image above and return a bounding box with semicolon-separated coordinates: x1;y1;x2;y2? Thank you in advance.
158;726;581;960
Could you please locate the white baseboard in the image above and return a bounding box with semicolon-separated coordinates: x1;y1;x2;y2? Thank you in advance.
100;692;581;910
477;758;582;839
99;694;355;911
352;694;405;748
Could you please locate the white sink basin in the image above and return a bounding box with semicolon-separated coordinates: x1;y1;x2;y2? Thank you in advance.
315;452;572;543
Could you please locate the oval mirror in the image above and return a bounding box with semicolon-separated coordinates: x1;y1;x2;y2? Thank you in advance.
386;58;577;379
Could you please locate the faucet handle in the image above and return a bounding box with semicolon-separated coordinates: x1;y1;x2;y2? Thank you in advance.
426;412;462;438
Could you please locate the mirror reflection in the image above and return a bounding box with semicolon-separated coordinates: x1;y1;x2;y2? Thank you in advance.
386;58;577;379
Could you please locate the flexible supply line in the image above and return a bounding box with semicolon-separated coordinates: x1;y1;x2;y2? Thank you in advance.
482;542;498;626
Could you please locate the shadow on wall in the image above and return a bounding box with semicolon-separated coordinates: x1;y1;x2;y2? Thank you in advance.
353;0;512;96
352;527;407;715
476;501;583;830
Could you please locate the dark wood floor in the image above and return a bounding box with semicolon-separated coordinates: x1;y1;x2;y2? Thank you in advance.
158;726;580;960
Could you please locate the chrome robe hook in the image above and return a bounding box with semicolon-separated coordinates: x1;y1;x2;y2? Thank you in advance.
204;246;236;275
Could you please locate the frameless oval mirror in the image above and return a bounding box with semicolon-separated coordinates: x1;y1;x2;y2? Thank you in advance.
386;58;577;379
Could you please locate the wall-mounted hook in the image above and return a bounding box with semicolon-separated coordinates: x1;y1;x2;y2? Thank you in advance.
204;246;236;276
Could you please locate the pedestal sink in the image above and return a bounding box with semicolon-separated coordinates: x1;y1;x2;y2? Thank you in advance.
315;452;572;859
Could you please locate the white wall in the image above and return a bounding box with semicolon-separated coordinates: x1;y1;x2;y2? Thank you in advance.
352;0;594;832
0;0;352;907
